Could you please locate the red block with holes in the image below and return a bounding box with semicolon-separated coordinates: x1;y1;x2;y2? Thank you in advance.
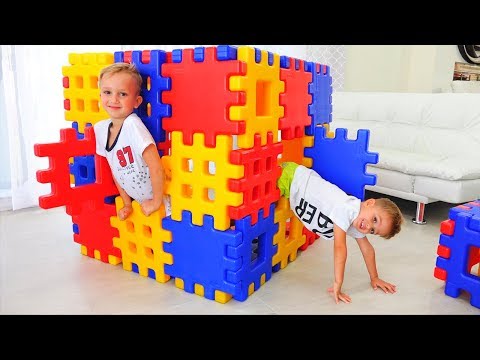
228;132;282;225
34;127;118;216
279;59;313;140
35;126;121;263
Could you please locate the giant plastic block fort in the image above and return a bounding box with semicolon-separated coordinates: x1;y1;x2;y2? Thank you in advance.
34;45;379;303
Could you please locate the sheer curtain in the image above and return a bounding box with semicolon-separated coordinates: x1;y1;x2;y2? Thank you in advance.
0;45;344;211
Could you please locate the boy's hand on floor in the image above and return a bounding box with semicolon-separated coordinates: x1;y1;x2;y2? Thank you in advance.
327;283;352;304
371;277;397;294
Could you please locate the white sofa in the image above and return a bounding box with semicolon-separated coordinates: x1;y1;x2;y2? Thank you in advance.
330;92;480;224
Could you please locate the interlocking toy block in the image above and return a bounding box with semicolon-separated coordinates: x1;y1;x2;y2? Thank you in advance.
163;204;278;303
229;132;282;225
282;217;319;252
230;46;285;149
115;50;171;144
165;131;244;231
279;56;313;140
434;200;480;309
34;126;118;216
162;45;246;148
157;135;171;158
232;204;278;301
280;135;314;168
162;45;284;149
73;199;121;264
111;197;173;283
300;227;320;251
272;197;306;272
62;53;114;133
70;122;96;186
305;126;378;200
305;62;332;135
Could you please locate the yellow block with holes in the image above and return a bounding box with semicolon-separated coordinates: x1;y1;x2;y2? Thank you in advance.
230;46;285;149
111;197;173;283
165;131;244;231
62;53;114;133
273;196;306;270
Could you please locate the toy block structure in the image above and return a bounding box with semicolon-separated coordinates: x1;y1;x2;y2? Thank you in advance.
34;45;378;303
434;200;480;309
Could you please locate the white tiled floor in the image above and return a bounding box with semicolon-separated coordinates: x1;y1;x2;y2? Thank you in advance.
1;194;479;315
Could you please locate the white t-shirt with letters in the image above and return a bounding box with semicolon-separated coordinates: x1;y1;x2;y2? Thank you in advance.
289;165;364;240
94;113;155;203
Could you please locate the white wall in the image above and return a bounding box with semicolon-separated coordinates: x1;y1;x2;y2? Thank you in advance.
344;45;465;93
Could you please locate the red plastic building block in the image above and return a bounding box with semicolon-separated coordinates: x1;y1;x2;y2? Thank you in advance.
279;59;313;140
299;227;319;251
228;132;282;225
162;47;247;148
34;127;118;216
73;201;121;263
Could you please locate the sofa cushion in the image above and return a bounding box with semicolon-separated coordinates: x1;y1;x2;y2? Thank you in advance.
332;92;480;158
371;147;480;181
414;176;480;204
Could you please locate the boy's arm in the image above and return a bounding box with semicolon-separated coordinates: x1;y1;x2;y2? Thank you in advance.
140;143;165;216
330;224;352;304
355;236;396;293
112;177;133;220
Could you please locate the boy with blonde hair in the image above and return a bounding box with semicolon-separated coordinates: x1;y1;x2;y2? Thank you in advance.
278;161;404;304
94;62;167;220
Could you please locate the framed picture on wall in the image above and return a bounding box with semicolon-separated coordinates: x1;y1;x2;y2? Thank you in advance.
453;62;480;81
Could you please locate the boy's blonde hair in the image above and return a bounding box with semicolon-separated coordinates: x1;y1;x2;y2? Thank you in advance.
375;198;404;239
99;62;143;95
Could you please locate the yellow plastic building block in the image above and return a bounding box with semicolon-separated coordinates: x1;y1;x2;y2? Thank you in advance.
230;46;285;149
111;197;173;283
165;131;244;231
62;53;114;133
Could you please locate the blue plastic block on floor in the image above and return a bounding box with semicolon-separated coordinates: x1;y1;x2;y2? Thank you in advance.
162;211;243;300
436;202;480;309
162;205;278;302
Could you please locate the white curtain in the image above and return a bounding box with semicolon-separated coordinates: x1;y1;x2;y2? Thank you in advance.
0;45;343;211
1;45;120;211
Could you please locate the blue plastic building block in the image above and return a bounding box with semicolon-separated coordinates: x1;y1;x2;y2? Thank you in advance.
162;205;278;302
305;62;333;134
305;126;378;200
114;50;171;144
436;201;480;309
69;122;95;186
